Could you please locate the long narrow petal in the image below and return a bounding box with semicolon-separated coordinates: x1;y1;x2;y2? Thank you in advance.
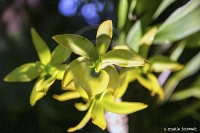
102;49;148;67
4;63;39;82
92;100;107;130
52;34;98;60
75;100;92;111
31;28;51;65
67;100;95;132
103;65;119;92
96;20;112;56
30;84;45;106
102;99;148;115
53;91;81;101
50;45;71;65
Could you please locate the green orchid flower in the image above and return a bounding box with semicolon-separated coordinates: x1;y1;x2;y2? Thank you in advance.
119;27;184;100
4;28;71;106
53;75;148;132
52;20;148;99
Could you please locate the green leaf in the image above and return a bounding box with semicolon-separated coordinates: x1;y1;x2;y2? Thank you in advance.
96;20;112;56
103;65;119;92
31;28;51;65
102;99;148;114
163;52;200;102
117;0;128;29
62;57;91;87
148;55;183;72
30;84;45;106
102;49;148;67
126;20;142;52
153;0;175;19
154;0;200;44
92;100;106;130
67;100;95;132
50;45;71;65
53;91;81;101
52;34;98;60
170;76;200;101
4;63;39;82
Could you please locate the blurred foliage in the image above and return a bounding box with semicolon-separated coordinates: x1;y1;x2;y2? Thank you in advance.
1;0;200;133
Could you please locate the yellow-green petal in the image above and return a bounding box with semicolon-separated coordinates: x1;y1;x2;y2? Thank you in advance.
75;100;91;111
92;100;106;130
67;100;95;132
115;70;129;99
31;28;51;65
136;73;164;100
103;65;119;92
62;57;91;87
53;91;81;101
4;63;39;82
77;66;109;99
74;78;89;99
102;49;149;67
56;64;68;80
52;34;98;60
102;99;148;114
148;55;183;72
96;20;112;56
30;84;45;106
36;72;57;93
50;45;71;65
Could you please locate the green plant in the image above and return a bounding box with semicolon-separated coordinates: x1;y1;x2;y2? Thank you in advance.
4;0;200;132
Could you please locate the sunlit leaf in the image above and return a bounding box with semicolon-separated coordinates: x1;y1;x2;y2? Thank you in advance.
96;20;112;56
92;100;106;130
126;20;142;52
50;45;71;65
62;57;91;87
153;0;175;19
67;100;95;132
102;99;148;114
4;63;39;82
154;0;200;44
52;34;98;60
77;66;109;99
163;52;200;102
104;65;119;92
117;0;128;29
53;91;81;101
102;49;148;67
148;55;183;72
31;28;51;65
